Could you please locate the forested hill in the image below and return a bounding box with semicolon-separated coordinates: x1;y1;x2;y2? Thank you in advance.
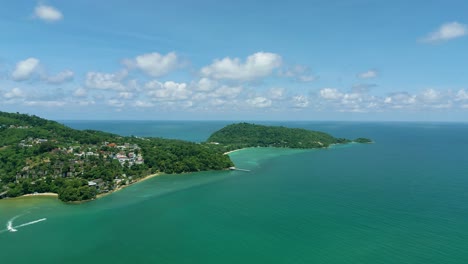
207;123;370;150
0;111;120;146
0;111;233;202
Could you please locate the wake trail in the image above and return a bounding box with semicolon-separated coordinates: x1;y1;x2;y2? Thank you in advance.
5;214;23;232
2;213;47;233
13;218;47;229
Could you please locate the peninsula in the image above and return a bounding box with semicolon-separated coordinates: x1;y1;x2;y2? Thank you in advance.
207;123;371;152
0;113;371;203
0;111;233;202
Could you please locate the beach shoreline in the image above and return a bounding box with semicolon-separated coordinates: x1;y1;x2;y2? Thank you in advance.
14;172;164;202
21;192;58;198
96;172;163;199
223;148;249;155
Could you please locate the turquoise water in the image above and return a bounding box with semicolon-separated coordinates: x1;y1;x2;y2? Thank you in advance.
1;122;468;263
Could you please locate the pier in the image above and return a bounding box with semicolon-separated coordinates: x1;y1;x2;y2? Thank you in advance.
229;167;251;172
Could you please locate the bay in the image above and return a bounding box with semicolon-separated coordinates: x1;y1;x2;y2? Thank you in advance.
1;121;468;263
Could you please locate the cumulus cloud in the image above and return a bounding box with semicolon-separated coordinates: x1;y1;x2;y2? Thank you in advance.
320;88;343;100
24;100;65;107
247;96;272;108
85;70;128;91
268;87;286;100
358;70;378;79
134;100;154;108
292;95;309;108
146;81;191;101
456;89;468;101
384;92;417;109
119;92;134;99
44;70;74;84
201;52;282;81
418;89;441;102
126;52;179;77
107;99;125;108
73;88;87;97
422;22;467;43
34;4;63;22
212;85;243;99
352;83;377;93
318;87;381;112
314;86;468;112
195;78;218;91
12;58;40;81
4;88;26;99
279;65;316;82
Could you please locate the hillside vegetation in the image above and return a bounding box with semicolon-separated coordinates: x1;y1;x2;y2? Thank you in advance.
207;123;370;151
0;111;233;202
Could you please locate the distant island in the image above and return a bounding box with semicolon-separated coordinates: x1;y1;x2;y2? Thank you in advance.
207;123;372;152
0;112;371;202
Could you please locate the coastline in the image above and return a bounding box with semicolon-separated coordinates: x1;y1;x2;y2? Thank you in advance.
14;172;164;202
96;172;163;199
223;148;250;155
21;192;58;198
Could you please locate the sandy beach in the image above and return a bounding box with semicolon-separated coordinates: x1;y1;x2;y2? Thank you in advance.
223;148;249;155
15;173;164;202
96;172;163;199
21;192;58;198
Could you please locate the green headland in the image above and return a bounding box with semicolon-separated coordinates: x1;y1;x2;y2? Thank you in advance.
0;112;371;202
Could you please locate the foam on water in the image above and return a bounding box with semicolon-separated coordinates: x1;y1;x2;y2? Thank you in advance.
2;214;47;233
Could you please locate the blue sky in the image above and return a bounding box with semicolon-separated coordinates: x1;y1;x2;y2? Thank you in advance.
1;0;468;121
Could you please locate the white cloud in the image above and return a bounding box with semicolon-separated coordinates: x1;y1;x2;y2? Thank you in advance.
320;88;343;100
358;70;378;79
201;52;282;81
107;99;125;108
455;89;468;101
34;4;63;22
317;88;380;112
147;81;191;101
292;95;309;108
247;96;272;108
423;22;467;43
76;100;95;106
383;92;417;108
268;87;285;100
212;85;243;99
85;70;128;91
4;88;26;99
134;100;154;108
127;52;179;77
195;78;218;91
24;100;65;107
419;89;441;102
73;88;87;97
352;83;377;93
279;65;316;82
44;70;74;84
12;58;40;81
119;92;134;99
208;98;226;106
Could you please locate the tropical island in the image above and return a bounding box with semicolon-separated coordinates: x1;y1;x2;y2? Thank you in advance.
207;123;372;152
0;112;371;202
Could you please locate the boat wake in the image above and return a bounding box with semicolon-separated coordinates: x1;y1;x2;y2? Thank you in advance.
14;218;47;229
7;221;17;232
1;214;47;234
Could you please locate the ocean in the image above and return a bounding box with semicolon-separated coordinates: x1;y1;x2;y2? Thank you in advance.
1;121;468;263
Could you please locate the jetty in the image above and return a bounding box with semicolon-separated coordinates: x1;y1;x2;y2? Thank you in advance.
229;167;251;172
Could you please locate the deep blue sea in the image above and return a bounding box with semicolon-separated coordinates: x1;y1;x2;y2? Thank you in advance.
1;121;468;263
